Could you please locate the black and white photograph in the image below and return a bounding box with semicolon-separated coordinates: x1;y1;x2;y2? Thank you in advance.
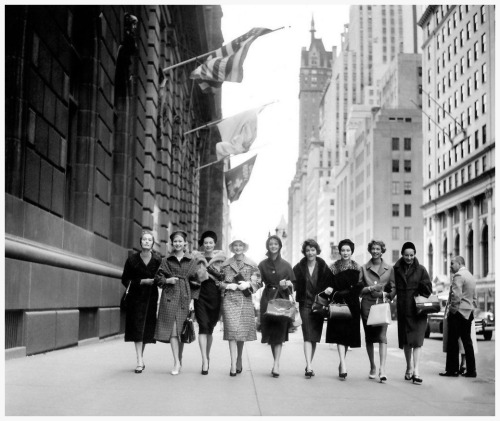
3;2;495;416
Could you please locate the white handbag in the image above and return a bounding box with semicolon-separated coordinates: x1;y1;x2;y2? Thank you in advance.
367;298;392;326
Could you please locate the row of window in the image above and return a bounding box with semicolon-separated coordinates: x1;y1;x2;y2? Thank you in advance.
391;181;412;195
392;137;412;151
392;204;412;217
391;227;412;242
392;159;411;173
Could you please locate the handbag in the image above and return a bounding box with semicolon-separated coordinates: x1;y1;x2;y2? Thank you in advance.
367;297;392;326
311;292;331;318
414;294;440;315
264;287;296;322
180;311;196;344
120;281;131;311
291;295;302;328
329;292;352;320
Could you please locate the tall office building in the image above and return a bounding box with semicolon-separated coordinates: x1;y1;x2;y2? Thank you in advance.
287;18;333;263
418;5;495;309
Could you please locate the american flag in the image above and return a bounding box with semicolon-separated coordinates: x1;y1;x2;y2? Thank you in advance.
190;27;272;93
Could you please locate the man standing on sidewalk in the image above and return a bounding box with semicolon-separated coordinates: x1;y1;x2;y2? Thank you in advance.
440;256;477;378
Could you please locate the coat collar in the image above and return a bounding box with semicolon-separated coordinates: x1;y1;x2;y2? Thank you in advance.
222;254;257;271
394;257;420;279
365;258;390;276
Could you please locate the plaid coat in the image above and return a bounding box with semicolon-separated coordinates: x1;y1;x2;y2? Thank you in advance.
220;255;261;341
154;253;200;342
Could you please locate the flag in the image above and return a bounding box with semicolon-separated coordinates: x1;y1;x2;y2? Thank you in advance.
225;155;257;203
215;107;263;161
190;27;272;93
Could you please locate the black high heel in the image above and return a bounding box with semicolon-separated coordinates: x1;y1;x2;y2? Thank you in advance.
135;365;145;374
201;363;209;375
379;371;387;383
271;370;280;378
404;371;413;380
305;368;313;378
338;364;347;379
229;370;237;377
412;374;423;384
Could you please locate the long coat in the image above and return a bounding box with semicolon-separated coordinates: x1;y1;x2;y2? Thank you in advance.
121;252;162;343
220;255;261;341
258;254;295;344
154;253;200;343
292;256;334;305
325;260;363;347
386;257;432;349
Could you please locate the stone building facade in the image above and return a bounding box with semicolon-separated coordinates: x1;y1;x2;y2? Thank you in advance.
5;5;226;356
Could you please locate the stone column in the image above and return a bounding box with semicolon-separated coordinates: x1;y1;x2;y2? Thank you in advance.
471;197;480;278
446;209;453;269
433;214;441;278
458;203;466;256
486;188;495;277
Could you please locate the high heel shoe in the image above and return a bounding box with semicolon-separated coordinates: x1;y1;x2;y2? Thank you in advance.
459;366;466;375
135;365;145;374
412;374;423;384
369;368;376;379
379;371;387;383
229;370;237;377
404;371;413;381
305;368;314;378
271;370;280;378
201;362;209;375
338;364;347;379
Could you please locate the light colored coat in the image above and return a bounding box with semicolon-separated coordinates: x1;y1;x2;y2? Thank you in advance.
449;266;476;319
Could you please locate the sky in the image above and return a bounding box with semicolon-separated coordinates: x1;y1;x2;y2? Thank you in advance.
220;3;351;261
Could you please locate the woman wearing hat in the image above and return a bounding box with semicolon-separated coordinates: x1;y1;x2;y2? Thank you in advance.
220;238;262;376
121;230;162;373
384;242;432;384
193;231;226;375
324;239;363;380
154;230;202;375
258;235;295;378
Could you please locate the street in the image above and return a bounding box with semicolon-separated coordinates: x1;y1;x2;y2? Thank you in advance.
5;319;494;416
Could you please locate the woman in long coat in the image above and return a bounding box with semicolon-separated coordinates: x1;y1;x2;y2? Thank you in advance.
193;230;225;375
292;239;334;378
154;230;201;375
359;240;394;382
385;241;432;384
121;230;162;373
325;239;363;380
258;235;295;378
220;238;262;376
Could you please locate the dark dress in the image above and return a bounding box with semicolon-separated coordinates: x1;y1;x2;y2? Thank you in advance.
258;254;295;345
325;259;363;348
194;254;223;335
154;253;200;343
121;251;162;343
292;257;334;342
386;257;432;349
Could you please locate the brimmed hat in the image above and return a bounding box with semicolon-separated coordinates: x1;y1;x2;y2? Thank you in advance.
228;238;249;253
207;253;227;266
198;230;217;247
169;230;188;242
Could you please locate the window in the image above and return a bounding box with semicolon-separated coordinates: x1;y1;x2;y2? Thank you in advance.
482;94;487;114
474;70;479;89
392;204;400;217
481;33;486;53
475;130;479;148
473;13;478;31
392;160;399;172
467;49;472;67
474;101;479;119
474;42;479;61
454;37;458;54
482;156;487;171
404;227;412;241
460;57;465;75
481;6;486;23
404;160;411;172
392;181;400;195
466;22;471;40
460;30;465;47
404;181;412;195
482;63;487;83
467;78;472;96
482;124;487;144
475;160;479;177
404;137;411;151
392;227;399;240
392;137;399;150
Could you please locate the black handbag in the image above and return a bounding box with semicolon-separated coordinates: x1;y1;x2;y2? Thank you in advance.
181;311;196;344
311;292;331;318
120;281;131;311
264;287;296;322
329;292;352;320
414;295;440;315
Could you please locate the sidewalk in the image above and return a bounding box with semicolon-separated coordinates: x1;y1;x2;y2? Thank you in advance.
5;322;495;416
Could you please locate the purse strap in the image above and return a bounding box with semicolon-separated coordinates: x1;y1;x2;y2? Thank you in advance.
124;281;132;296
332;291;347;304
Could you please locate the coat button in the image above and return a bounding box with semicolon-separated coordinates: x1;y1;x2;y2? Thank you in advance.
374;281;378;284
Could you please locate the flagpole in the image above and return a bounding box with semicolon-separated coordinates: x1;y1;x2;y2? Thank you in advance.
162;26;285;74
183;100;278;136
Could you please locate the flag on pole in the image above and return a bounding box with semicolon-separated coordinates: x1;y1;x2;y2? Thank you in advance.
190;27;272;93
225;155;257;203
215;107;263;161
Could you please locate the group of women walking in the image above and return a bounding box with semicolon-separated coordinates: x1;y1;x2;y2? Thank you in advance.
121;230;432;383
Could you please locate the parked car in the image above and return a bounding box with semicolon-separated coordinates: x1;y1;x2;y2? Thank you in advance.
425;295;448;338
474;309;495;340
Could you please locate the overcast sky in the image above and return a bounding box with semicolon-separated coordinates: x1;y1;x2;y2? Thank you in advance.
220;3;351;262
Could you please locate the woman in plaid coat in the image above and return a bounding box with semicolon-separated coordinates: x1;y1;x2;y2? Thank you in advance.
220;238;262;376
154;230;202;375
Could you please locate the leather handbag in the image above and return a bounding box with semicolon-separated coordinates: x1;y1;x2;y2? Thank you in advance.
367;298;392;326
290;294;302;328
414;294;440;315
264;287;296;322
120;281;131;311
180;311;196;344
329;292;352;320
311;292;331;318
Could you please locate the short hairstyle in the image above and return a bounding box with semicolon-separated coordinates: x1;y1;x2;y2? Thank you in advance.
139;230;155;246
367;240;386;254
338;238;355;253
198;230;217;247
301;239;321;256
453;255;466;266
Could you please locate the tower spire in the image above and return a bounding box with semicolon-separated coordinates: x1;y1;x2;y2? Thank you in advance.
310;14;316;41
